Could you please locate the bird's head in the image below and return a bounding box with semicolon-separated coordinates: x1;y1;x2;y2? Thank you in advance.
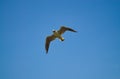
52;29;56;33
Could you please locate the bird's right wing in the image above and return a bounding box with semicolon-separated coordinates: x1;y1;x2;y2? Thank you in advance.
58;26;77;35
45;35;56;53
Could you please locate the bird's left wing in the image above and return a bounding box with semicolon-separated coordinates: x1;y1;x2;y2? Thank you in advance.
45;34;56;53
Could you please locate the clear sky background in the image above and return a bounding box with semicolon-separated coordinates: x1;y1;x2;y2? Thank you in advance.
0;0;120;79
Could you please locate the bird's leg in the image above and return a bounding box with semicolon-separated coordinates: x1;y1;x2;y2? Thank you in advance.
58;36;64;41
61;38;64;41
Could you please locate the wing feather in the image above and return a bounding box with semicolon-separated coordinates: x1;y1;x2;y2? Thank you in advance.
58;26;76;35
45;35;56;53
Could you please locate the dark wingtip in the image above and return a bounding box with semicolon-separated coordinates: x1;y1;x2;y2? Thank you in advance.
74;30;77;32
72;30;77;32
46;51;48;54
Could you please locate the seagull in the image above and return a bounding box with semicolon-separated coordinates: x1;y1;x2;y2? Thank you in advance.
45;26;77;54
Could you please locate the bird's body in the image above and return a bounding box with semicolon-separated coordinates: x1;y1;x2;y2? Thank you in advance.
45;26;77;53
53;31;64;41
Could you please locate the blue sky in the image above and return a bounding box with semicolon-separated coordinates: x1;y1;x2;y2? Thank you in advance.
0;0;120;79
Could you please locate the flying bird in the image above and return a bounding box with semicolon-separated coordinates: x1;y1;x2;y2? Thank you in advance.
45;26;77;54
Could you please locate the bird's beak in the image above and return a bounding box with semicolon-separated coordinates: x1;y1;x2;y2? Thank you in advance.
52;29;56;32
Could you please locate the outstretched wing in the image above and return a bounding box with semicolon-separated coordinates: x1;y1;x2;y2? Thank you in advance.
58;26;77;35
45;34;56;53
